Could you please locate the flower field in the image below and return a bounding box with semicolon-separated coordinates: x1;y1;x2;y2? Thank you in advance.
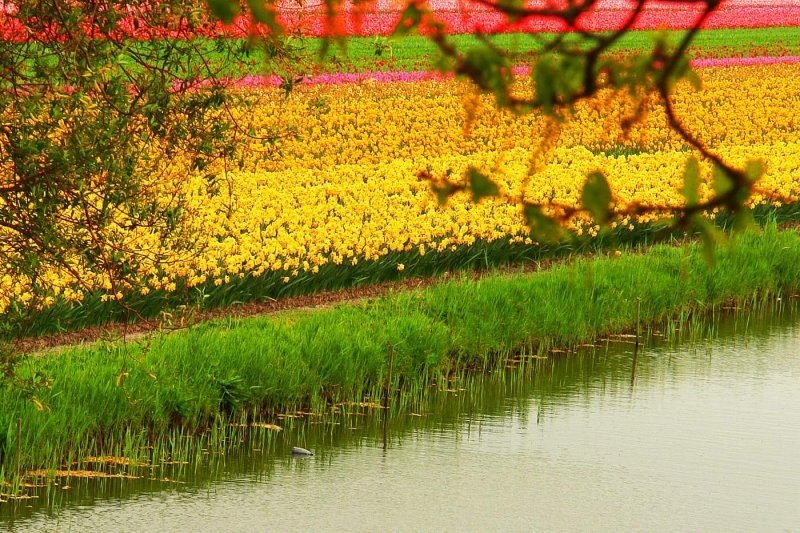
2;58;799;320
273;0;800;37
2;0;800;40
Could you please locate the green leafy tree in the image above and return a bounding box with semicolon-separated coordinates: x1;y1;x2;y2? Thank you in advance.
0;1;265;320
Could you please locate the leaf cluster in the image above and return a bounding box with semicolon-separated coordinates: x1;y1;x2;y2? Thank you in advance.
0;1;265;312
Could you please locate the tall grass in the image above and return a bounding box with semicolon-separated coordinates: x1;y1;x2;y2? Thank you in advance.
1;224;800;484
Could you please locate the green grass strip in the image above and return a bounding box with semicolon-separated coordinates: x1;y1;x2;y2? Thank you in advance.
103;26;800;80
1;224;799;475
217;26;800;76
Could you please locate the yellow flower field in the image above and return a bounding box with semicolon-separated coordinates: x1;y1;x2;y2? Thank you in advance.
2;63;800;313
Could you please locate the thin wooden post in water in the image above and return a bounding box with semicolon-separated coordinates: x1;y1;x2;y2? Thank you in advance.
382;347;395;451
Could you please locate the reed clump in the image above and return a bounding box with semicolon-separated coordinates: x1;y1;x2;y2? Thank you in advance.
1;224;799;485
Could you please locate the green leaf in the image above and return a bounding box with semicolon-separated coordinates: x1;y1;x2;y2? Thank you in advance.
207;0;240;24
246;0;277;26
711;165;733;196
685;69;702;91
692;215;726;266
556;55;585;100
468;168;499;202
668;54;700;92
533;56;557;113
581;171;612;224
732;206;757;233
431;182;458;206
523;205;563;242
681;156;701;207
744;159;764;184
393;3;424;36
464;47;510;105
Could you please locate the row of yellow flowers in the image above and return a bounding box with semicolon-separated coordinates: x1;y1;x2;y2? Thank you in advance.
237;65;800;172
1;63;799;314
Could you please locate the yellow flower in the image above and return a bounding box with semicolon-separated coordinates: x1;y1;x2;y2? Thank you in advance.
4;64;800;313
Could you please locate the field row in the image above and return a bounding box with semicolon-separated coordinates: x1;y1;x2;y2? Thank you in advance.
3;1;800;40
1;63;799;319
231;63;800;173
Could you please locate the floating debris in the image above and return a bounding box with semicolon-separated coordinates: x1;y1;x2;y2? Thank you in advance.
0;493;38;501
291;446;314;457
338;401;385;409
84;456;140;467
155;478;186;484
1;481;45;489
251;422;283;431
26;470;140;480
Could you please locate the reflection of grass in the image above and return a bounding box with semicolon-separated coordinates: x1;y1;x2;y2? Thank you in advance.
2;223;800;490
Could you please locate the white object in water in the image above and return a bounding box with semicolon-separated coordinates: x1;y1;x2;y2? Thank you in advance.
291;446;314;456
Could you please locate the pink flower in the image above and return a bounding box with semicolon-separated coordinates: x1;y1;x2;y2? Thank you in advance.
202;55;800;89
3;0;800;41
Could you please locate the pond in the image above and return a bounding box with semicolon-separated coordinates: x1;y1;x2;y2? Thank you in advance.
3;304;799;531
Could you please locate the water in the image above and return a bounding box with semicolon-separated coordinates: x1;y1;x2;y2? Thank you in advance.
3;306;800;531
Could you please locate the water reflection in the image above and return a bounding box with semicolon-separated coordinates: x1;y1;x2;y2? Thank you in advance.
4;304;800;531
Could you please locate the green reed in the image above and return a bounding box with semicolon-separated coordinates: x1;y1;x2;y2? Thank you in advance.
1;223;800;493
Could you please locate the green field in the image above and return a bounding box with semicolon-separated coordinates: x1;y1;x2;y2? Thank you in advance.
219;26;800;75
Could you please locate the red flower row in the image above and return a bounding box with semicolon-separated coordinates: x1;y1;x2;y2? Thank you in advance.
2;1;799;40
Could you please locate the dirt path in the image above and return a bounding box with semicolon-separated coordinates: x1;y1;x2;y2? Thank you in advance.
14;222;800;355
14;255;568;355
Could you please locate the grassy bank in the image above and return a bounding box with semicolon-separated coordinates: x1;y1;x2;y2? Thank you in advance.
5;203;799;341
1;224;799;483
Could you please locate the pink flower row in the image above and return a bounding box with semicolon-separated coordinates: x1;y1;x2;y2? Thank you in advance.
218;55;800;88
272;2;800;37
2;1;800;40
